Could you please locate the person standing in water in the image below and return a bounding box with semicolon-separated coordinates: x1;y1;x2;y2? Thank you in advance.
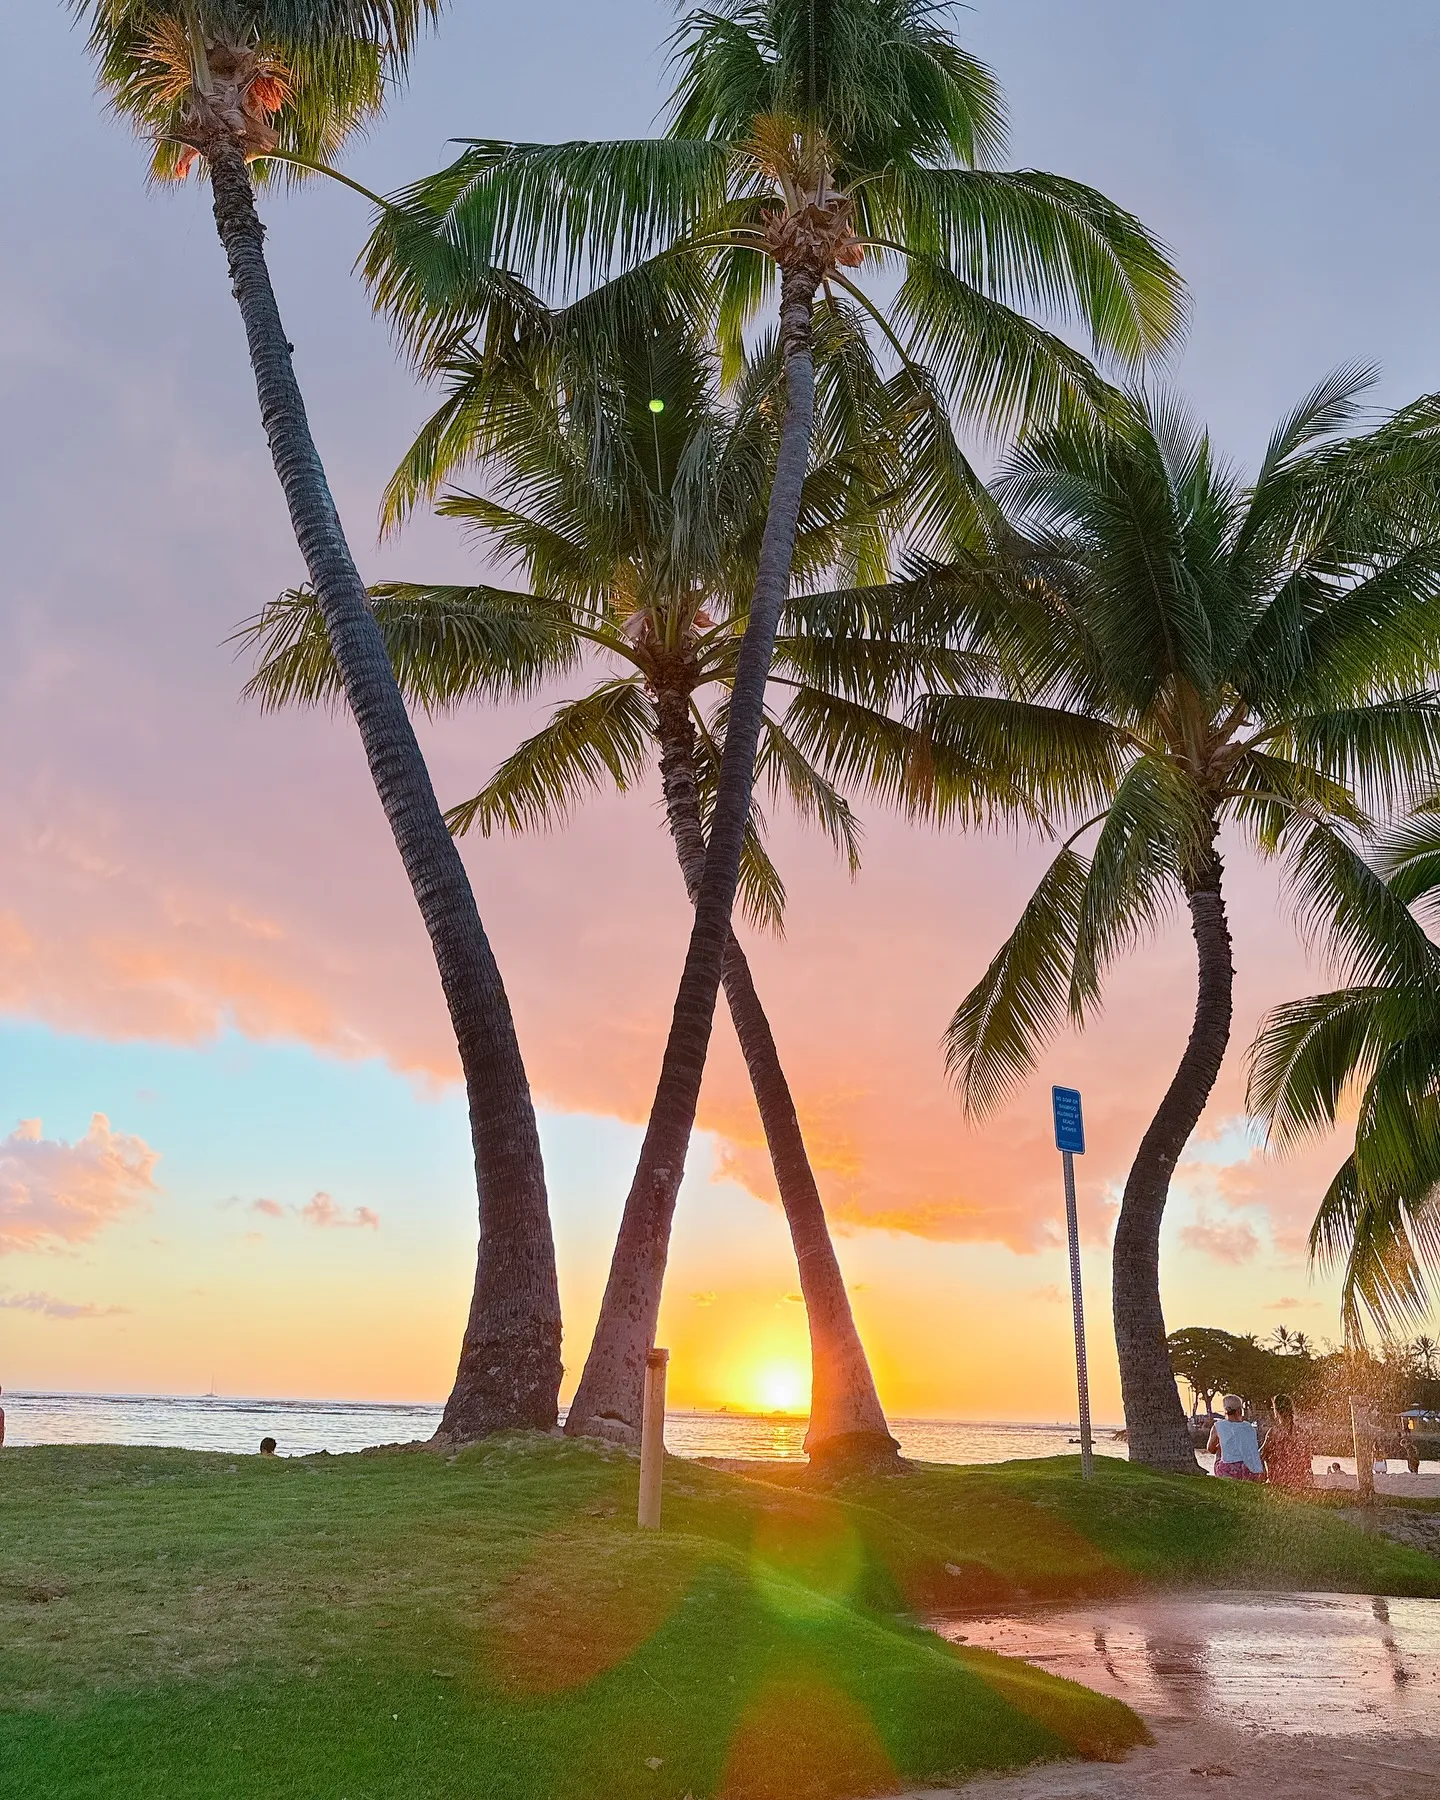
1207;1394;1265;1480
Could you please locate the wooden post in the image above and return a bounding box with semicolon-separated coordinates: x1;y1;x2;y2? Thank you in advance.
638;1347;669;1529
1351;1396;1375;1503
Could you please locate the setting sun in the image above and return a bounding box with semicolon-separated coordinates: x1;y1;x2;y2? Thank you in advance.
753;1364;810;1415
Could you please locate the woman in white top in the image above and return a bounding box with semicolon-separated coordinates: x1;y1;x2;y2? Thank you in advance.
1207;1394;1265;1481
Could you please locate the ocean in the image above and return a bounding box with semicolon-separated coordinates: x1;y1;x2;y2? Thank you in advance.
1;1391;1129;1464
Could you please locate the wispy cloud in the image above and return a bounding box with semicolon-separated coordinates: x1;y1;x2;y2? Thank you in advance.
301;1192;378;1231
0;1115;156;1255
245;1192;378;1231
0;1289;129;1320
1265;1295;1321;1312
1179;1215;1261;1266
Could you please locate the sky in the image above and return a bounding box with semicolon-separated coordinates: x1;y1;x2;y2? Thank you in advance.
3;1;1439;1421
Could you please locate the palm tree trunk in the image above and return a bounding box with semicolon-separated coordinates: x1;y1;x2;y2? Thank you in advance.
565;264;822;1441
1112;840;1233;1472
205;141;561;1438
651;688;900;1470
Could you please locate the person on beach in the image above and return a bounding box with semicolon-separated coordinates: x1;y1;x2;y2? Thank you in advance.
259;1437;277;1456
1262;1393;1312;1490
1207;1395;1265;1480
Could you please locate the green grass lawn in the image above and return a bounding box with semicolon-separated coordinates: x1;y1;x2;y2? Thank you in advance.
2;1438;1435;1799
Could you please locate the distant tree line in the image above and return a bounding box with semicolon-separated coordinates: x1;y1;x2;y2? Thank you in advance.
1169;1325;1440;1448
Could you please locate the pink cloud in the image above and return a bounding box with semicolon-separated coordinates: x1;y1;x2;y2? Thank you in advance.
0;508;1359;1271
0;1114;157;1255
1179;1215;1262;1266
300;1192;379;1231
242;1193;379;1230
1265;1295;1321;1312
0;1289;128;1320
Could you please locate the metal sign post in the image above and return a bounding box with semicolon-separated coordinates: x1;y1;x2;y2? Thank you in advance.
1052;1087;1094;1480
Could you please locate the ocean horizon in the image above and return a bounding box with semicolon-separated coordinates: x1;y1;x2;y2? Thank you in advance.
1;1389;1128;1464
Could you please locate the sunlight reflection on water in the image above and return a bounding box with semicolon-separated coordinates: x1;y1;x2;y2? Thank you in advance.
933;1592;1440;1735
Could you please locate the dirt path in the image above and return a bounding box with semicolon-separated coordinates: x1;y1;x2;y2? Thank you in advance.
907;1721;1440;1798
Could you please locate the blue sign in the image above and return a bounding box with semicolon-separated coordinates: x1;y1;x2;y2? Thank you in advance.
1052;1086;1085;1155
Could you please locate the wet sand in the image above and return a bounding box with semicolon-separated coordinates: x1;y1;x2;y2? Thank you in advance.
916;1593;1440;1797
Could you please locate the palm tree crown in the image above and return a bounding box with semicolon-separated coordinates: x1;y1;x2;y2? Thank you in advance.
363;0;1183;431
74;1;439;178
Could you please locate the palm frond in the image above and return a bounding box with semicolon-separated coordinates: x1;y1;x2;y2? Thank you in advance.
1067;754;1198;1018
237;581;587;714
892;256;1118;439
1377;808;1440;921
1250;362;1378;495
908;691;1132;830
755;713;863;872
1284;820;1440;990
943;846;1089;1116
1281;696;1440;814
877;166;1186;364
363;136;732;331
666;0;1009;170
1246;987;1402;1148
445;679;654;836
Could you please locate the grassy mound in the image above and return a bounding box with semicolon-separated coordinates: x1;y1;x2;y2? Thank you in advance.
773;1455;1440;1603
1;1438;1136;1800
3;1438;1435;1799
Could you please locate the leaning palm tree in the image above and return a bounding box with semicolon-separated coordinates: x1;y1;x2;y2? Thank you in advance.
799;372;1440;1468
243;311;973;1464
72;1;562;1437
364;0;1186;1438
1247;795;1440;1342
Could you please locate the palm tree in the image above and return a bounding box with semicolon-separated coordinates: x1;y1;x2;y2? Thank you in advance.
73;1;562;1438
242;310;970;1463
801;372;1440;1469
1247;793;1440;1342
363;0;1187;1438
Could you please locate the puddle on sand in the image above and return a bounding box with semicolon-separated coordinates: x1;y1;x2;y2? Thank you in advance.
931;1592;1440;1735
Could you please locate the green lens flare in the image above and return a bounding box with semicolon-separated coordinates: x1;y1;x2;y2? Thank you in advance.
648;398;665;413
